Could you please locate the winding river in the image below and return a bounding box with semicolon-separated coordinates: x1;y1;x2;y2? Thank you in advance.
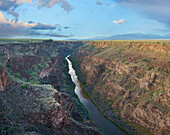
66;56;125;135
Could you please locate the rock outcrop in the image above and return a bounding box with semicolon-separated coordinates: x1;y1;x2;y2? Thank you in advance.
0;41;101;135
0;67;9;91
71;41;170;135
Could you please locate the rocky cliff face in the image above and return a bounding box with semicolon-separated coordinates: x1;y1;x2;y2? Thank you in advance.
0;41;101;135
0;67;9;91
71;41;170;135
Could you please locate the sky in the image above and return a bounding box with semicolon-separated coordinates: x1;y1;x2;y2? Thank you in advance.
0;0;170;40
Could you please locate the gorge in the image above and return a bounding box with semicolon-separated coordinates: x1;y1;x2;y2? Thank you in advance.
66;55;125;135
0;40;169;135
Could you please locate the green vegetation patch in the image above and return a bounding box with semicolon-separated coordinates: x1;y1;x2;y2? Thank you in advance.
22;84;26;89
141;58;147;62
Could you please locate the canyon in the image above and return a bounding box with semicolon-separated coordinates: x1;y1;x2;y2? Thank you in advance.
0;41;102;135
71;41;170;135
0;40;169;135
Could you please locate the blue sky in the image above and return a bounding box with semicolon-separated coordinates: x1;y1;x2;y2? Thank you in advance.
0;0;169;39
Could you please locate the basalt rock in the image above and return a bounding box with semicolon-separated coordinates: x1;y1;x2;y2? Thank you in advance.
0;41;102;135
0;66;9;91
71;41;170;135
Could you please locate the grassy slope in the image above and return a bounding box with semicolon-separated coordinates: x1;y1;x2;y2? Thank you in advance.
83;40;170;71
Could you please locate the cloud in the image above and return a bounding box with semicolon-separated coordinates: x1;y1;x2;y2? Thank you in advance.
59;0;74;13
31;23;56;30
114;0;170;27
64;26;70;29
0;11;36;37
42;33;73;37
0;0;17;11
113;19;125;24
28;21;34;24
37;0;73;13
0;12;36;27
0;0;73;11
0;0;73;22
0;12;73;38
0;11;5;21
96;0;103;5
7;10;19;22
0;0;31;12
0;0;32;22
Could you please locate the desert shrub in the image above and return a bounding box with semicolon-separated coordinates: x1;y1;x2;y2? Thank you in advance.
137;72;141;75
14;72;21;78
147;66;153;70
30;80;34;84
0;112;4;117
142;58;147;62
164;70;169;74
152;57;156;60
125;62;129;65
35;81;40;85
130;41;134;44
22;84;26;89
25;71;29;74
7;125;14;133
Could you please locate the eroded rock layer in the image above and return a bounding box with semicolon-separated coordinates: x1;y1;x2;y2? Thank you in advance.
0;41;101;135
71;41;170;135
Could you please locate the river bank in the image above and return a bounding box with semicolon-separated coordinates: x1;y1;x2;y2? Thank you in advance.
66;56;126;135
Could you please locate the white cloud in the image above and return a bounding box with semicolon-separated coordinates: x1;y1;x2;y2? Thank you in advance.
16;0;32;4
0;11;5;21
7;10;19;22
0;11;73;38
113;19;125;24
0;11;36;37
96;0;103;5
0;0;73;21
31;23;56;30
37;0;73;13
0;12;36;27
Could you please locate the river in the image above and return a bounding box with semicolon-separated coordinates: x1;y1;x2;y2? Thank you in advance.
66;55;125;135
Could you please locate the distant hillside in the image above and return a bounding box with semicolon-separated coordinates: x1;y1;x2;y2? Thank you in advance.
68;33;170;41
103;33;170;40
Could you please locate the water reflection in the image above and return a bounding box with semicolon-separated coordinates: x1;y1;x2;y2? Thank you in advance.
66;56;125;135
